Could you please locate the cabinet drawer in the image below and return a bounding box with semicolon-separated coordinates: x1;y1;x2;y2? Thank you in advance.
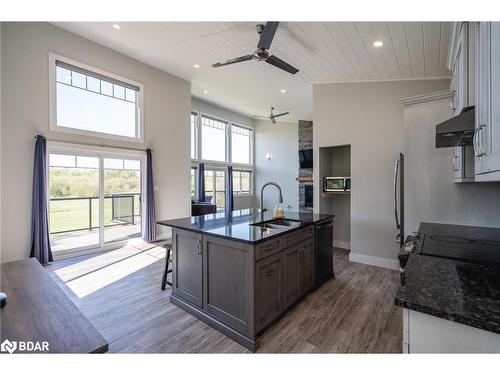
283;226;314;248
255;238;283;261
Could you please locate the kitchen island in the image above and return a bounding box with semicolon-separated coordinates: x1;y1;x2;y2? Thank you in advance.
158;208;334;351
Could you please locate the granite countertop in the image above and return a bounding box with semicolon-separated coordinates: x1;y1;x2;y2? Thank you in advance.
157;208;334;244
395;254;500;334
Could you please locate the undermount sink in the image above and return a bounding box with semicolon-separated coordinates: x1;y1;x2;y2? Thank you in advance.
250;218;301;230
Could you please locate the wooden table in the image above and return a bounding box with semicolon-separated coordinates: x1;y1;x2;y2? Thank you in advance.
0;258;108;353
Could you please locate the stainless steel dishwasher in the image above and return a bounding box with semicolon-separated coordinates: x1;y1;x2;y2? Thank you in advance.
315;218;335;289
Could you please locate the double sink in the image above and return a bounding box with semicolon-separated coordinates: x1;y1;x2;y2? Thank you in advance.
250;218;301;231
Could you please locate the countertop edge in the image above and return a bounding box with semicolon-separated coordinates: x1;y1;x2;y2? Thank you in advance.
157;220;317;245
394;297;500;335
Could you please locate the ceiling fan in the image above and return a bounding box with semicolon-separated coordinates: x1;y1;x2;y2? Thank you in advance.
254;107;290;124
211;22;299;75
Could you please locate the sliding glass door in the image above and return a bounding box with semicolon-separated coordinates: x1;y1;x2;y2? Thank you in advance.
48;145;145;255
103;158;142;243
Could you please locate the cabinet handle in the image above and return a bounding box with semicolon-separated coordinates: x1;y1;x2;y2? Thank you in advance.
478;124;487;157
196;240;202;255
264;245;275;252
473;127;481;157
450;90;456;111
452;155;459;171
264;269;275;277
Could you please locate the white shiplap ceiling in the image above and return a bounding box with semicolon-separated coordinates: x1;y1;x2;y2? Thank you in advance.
52;22;451;121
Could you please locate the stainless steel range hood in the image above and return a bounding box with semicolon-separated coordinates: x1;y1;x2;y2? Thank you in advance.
435;106;475;148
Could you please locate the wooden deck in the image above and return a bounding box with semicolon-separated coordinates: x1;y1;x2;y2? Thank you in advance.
46;245;402;353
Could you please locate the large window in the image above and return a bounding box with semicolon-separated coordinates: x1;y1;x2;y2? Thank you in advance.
50;54;143;141
233;170;252;194
191;167;197;198
190;112;198;159
204;169;226;208
201;115;227;162
191;110;254;204
231;125;252;164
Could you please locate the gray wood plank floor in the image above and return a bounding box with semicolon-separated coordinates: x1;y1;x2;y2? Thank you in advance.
46;244;402;353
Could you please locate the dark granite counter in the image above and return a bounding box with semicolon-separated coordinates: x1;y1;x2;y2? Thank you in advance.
395;254;500;334
158;208;334;244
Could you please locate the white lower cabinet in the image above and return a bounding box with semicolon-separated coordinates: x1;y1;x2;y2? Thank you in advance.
402;308;500;353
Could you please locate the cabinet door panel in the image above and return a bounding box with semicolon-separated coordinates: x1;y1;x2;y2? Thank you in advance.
172;229;203;307
255;252;283;332
301;239;315;294
284;245;300;308
203;236;253;336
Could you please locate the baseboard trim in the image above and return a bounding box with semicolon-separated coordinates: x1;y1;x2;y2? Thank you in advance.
349;252;399;270
333;240;350;250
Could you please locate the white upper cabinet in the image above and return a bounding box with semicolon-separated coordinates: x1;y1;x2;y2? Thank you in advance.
448;22;475;182
474;22;500;181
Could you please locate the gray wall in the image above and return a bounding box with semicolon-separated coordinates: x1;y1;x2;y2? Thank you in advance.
191;96;255;210
254;120;299;211
1;22;192;262
313;79;450;268
404;97;500;232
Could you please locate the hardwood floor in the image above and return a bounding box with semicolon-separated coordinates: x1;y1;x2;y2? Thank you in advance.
46;244;402;353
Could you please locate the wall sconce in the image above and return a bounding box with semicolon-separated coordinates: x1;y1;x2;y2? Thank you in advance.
265;152;273;160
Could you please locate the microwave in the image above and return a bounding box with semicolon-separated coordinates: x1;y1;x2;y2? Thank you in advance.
323;177;351;192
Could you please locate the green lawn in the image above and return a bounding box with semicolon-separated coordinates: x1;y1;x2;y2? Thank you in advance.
49;196;140;233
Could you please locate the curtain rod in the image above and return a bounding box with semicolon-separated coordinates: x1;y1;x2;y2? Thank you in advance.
34;135;151;153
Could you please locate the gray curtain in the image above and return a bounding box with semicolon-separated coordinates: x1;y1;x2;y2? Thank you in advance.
198;163;206;202
143;149;156;242
30;135;53;265
226;166;234;212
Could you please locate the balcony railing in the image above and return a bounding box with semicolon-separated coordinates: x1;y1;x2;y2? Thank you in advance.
49;193;141;235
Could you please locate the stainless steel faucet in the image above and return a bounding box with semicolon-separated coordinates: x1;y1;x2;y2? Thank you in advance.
260;182;283;213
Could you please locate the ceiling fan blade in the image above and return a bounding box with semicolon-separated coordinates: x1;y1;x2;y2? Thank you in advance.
258;22;279;50
272;112;290;118
265;55;299;74
212;55;253;68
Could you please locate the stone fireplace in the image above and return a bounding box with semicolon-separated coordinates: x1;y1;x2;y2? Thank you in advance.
298;120;313;212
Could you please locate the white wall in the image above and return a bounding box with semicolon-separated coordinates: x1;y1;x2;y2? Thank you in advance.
313;79;450;268
1;22;191;262
254;120;299;211
191;96;255;210
191;97;254;129
404;97;500;231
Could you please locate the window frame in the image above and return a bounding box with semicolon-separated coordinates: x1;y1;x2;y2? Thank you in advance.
190;109;254;198
48;52;145;143
190;166;198;199
232;169;253;195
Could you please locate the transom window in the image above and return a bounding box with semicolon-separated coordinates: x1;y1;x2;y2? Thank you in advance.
201;115;227;162
50;54;143;141
231;126;252;164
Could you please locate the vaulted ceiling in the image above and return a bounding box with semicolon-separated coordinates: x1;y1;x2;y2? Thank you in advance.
53;22;451;121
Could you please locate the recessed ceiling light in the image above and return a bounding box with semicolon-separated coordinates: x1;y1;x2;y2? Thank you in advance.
280;89;286;93
203;90;208;94
373;41;383;47
194;64;200;69
112;24;121;30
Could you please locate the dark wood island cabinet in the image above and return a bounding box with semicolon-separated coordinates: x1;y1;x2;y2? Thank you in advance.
158;209;334;351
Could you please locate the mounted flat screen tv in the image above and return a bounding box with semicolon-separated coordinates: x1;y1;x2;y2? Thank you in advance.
299;149;313;169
